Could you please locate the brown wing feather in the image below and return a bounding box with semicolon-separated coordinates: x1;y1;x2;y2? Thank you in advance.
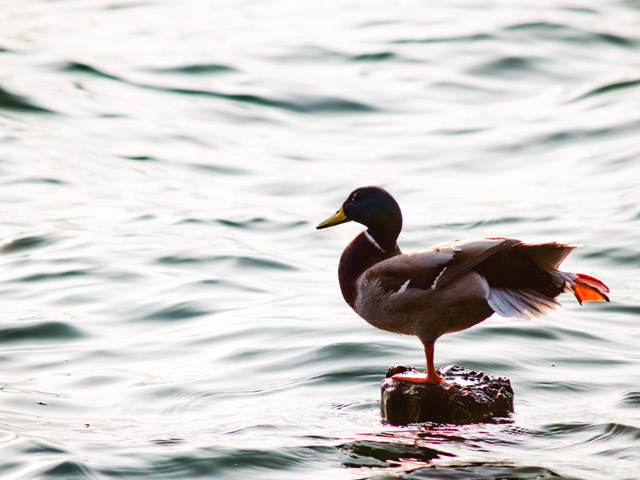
363;252;449;294
363;238;513;295
474;242;576;298
433;238;518;289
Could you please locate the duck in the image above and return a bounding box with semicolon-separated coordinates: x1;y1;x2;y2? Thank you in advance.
317;186;610;383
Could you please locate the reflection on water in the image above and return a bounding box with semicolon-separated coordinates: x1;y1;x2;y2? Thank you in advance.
1;0;639;479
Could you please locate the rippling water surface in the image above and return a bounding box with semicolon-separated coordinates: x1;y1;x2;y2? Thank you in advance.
1;1;639;479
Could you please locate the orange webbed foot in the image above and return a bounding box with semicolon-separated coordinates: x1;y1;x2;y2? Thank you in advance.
392;370;444;384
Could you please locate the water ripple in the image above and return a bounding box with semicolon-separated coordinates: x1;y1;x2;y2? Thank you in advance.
339;439;448;467
573;78;640;101
391;33;493;44
470;55;542;78
114;445;332;479
0;321;84;343
54;58;376;114
150;63;238;75
148;85;378;114
0;86;53;114
0;235;52;254
143;302;210;322
586;423;640;444
57;61;121;81
617;390;640;408
505;21;638;48
18;268;93;283
351;51;396;62
157;254;296;271
40;460;93;478
2;176;66;186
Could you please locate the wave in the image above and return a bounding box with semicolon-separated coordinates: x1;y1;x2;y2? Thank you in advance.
0;86;54;114
57;61;122;81
1;235;52;254
54;58;377;114
569;78;640;102
147;85;377;114
0;320;84;343
391;33;493;44
505;21;637;48
150;63;237;75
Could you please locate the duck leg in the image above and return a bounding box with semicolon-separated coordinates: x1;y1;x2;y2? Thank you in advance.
391;343;444;383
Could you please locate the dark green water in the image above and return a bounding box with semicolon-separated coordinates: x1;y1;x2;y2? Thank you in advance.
1;1;639;479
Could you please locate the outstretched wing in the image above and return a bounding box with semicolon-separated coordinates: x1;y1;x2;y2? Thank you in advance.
363;238;515;295
361;237;605;321
430;238;520;289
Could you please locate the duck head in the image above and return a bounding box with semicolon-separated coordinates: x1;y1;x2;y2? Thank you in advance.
316;186;402;252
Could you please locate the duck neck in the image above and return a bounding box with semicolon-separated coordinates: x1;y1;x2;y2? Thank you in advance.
338;231;400;307
366;226;400;254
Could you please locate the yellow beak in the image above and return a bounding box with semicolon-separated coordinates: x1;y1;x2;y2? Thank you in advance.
316;205;350;229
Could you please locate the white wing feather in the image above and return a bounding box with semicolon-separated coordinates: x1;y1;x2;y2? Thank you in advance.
487;288;561;319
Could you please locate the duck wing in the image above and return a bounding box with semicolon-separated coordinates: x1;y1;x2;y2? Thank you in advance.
363;238;515;295
363;238;603;320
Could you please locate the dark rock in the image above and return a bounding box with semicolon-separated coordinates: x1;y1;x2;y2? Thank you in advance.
380;364;514;425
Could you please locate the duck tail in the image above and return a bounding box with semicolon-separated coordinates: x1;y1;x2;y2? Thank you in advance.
569;273;610;304
529;244;610;305
522;242;577;269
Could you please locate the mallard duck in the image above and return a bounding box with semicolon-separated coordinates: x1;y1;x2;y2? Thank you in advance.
317;186;610;383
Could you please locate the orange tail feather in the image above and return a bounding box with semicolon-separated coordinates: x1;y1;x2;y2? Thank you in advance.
573;273;610;304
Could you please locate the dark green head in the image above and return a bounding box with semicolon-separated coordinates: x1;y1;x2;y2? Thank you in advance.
316;186;403;251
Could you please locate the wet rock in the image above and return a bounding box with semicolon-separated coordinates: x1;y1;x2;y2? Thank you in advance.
380;364;514;425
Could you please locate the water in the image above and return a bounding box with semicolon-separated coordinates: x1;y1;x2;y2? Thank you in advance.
1;1;639;478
